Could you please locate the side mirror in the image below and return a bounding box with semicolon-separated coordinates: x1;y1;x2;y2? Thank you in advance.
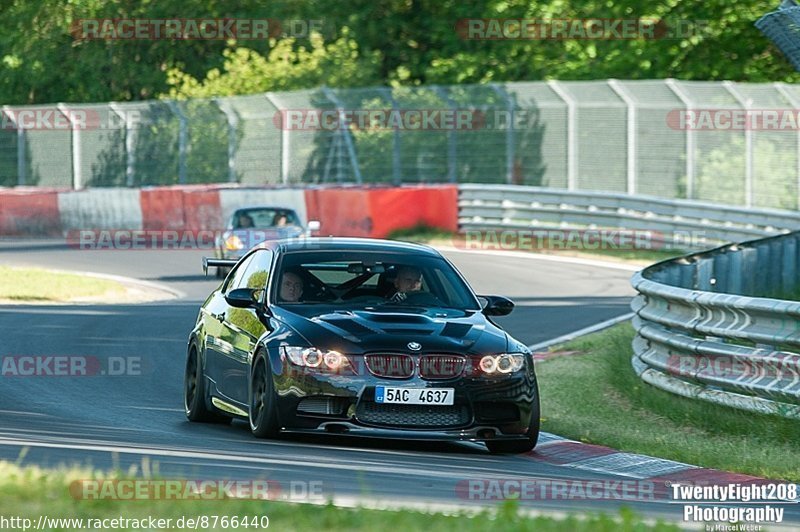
479;295;515;316
307;220;321;232
225;288;259;309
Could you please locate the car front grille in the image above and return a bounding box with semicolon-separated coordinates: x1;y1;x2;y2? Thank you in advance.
364;354;415;378
419;355;466;379
356;402;470;428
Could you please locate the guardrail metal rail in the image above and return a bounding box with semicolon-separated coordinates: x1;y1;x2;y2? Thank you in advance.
458;184;800;250
631;232;800;419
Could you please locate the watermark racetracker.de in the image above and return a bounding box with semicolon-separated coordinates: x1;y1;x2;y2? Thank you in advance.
0;356;144;377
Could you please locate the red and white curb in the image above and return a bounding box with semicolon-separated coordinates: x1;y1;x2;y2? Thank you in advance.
530;432;775;486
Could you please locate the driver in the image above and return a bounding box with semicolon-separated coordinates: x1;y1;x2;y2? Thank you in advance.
279;271;304;302
388;266;422;302
237;213;254;229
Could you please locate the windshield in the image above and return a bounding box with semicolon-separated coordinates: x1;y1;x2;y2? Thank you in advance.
232;208;299;229
271;250;481;311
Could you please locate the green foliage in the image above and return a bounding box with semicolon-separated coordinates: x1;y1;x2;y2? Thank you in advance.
0;0;796;105
694;136;798;209
165;31;380;98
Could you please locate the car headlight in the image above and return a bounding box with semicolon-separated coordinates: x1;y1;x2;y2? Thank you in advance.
225;235;244;250
478;354;525;375
282;347;350;372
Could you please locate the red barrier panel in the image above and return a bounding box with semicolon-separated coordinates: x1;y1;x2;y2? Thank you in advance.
304;188;373;237
0;189;61;236
368;186;458;238
182;187;223;231
140;187;186;231
305;185;458;238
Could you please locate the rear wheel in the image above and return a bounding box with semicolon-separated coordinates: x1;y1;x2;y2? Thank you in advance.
485;379;540;454
249;352;280;438
184;346;231;424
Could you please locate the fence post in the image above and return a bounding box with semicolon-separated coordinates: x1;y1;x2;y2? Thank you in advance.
166;101;188;185
57;103;82;190
109;102;136;186
2;106;26;185
724;81;753;208
665;79;694;200
322;87;363;184
264;93;289;184
435;86;457;183
490;84;515;184
608;79;637;195
774;82;800;210
214;98;240;183
382;88;402;185
547;80;577;190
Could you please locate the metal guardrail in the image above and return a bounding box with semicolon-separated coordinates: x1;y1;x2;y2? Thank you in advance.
631;232;800;419
457;185;800;418
458;185;800;250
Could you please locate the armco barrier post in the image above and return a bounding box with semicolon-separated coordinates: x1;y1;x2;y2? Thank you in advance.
679;261;694;288
740;247;758;296
695;257;713;291
712;252;728;293
781;236;797;295
755;243;771;295
768;239;783;295
727;248;743;294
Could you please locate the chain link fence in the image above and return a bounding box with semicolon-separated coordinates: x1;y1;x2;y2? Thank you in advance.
2;79;800;209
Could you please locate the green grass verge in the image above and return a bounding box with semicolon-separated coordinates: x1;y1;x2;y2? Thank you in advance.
0;266;126;302
0;462;678;531
388;225;684;265
538;324;800;481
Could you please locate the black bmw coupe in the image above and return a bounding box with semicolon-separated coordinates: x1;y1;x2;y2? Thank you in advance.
185;238;540;453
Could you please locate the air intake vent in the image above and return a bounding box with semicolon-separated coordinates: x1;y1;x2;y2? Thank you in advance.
357;402;470;427
441;323;472;338
297;396;347;415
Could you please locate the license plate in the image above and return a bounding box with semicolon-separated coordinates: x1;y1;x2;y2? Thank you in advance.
375;386;454;405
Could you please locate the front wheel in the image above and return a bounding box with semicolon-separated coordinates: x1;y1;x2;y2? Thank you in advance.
249;352;280;438
485;381;540;454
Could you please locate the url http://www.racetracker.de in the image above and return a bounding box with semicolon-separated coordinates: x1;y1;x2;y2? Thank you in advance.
0;514;270;530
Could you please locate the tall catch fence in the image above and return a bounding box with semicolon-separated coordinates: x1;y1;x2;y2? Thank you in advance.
3;79;800;211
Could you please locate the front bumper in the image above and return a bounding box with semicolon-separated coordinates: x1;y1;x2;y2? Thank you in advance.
272;353;538;442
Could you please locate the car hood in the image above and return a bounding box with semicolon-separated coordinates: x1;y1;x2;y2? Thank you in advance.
273;306;509;354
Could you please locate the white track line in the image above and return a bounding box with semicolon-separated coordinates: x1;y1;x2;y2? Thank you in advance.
527;312;635;351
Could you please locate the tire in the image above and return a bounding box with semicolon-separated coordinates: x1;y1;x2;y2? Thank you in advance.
184;346;231;424
249;352;281;438
485;379;540;454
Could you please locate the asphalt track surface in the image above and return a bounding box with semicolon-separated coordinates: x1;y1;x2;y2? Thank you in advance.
1;240;794;525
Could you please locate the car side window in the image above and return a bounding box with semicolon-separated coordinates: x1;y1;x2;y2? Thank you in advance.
241;250;273;303
223;254;254;294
